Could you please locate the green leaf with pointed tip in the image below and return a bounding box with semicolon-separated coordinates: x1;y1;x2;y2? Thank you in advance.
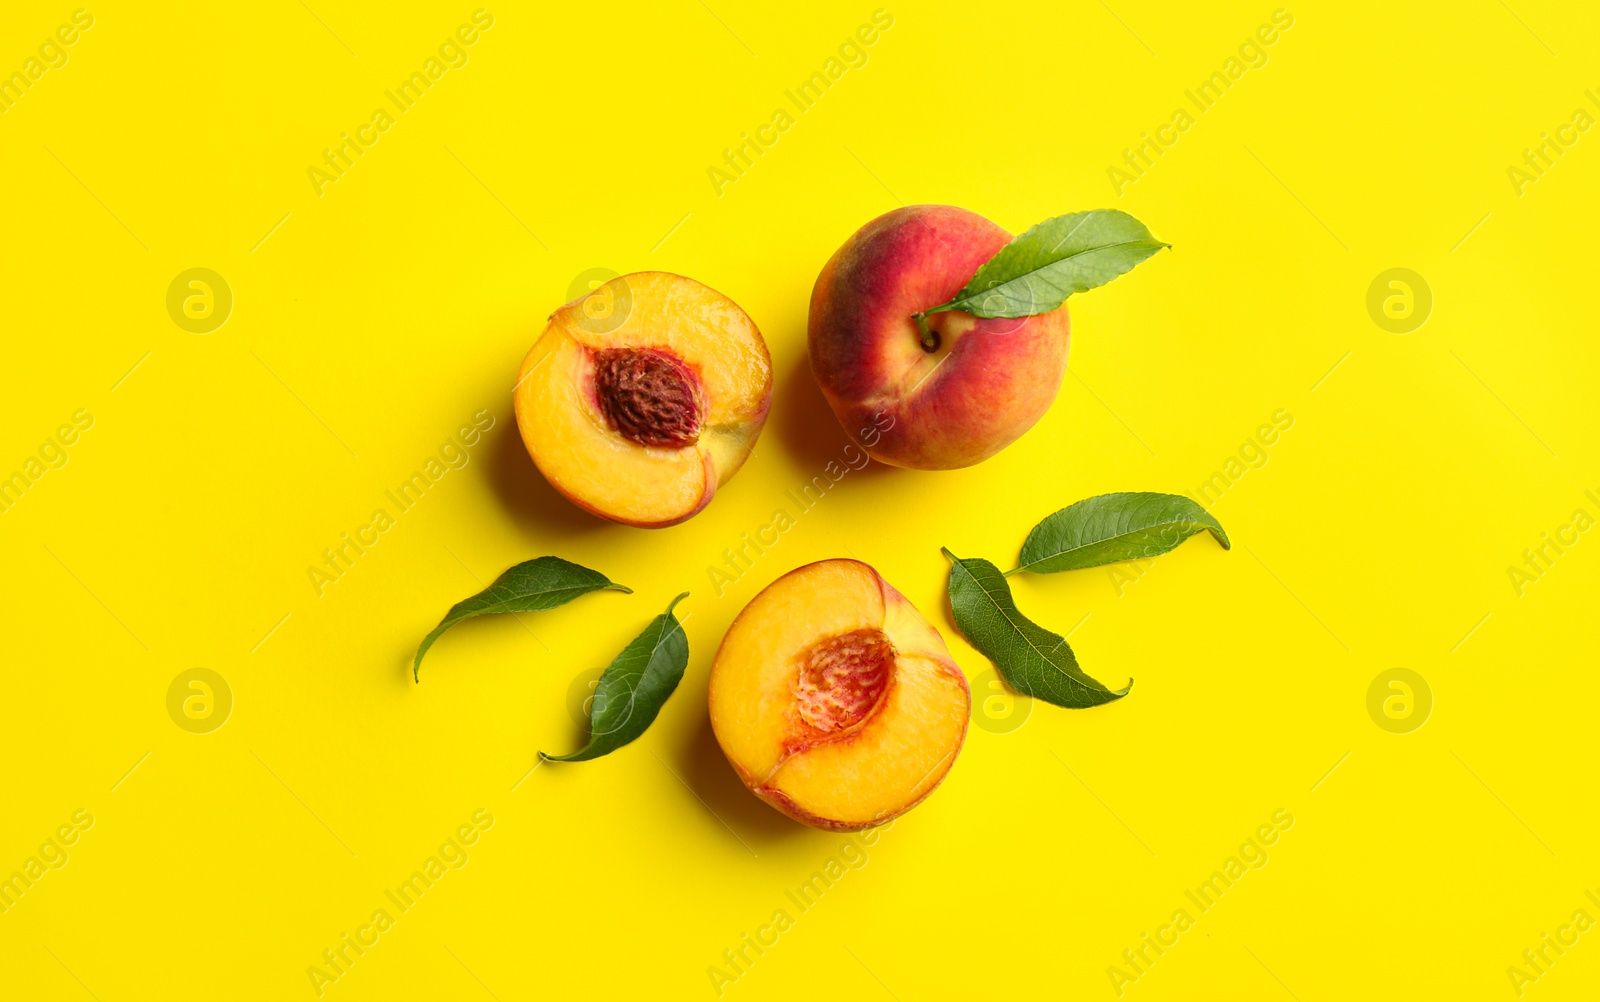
927;209;1168;319
1012;492;1230;575
413;556;630;681
942;548;1129;709
543;593;690;762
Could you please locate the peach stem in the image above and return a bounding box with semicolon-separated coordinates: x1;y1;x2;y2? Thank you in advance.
911;313;940;352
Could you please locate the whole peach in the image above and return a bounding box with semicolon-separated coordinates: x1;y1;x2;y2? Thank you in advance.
808;205;1070;470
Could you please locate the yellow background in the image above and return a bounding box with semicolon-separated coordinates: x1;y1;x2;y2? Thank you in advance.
3;0;1597;998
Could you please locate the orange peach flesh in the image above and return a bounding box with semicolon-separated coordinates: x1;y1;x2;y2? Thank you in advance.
708;559;970;831
514;271;772;527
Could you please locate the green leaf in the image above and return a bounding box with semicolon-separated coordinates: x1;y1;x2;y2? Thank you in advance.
927;210;1168;319
942;549;1129;709
413;556;631;681
543;593;691;762
1012;492;1230;575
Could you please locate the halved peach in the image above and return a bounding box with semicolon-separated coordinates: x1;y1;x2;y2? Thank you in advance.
514;271;772;527
708;559;970;830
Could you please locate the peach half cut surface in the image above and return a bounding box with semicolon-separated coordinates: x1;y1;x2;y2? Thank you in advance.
514;271;772;528
708;559;971;831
